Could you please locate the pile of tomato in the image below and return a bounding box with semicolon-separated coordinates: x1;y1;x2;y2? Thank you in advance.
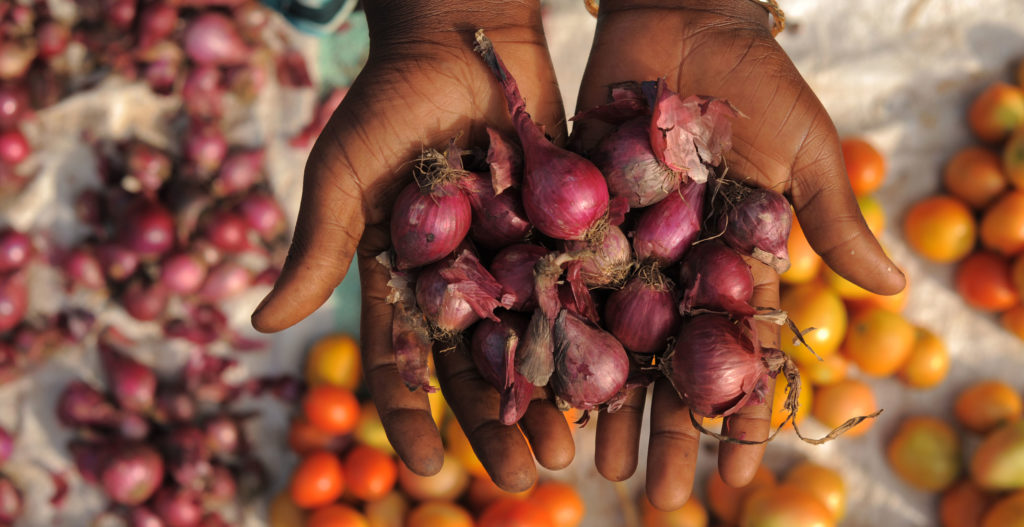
266;333;586;527
903;66;1024;338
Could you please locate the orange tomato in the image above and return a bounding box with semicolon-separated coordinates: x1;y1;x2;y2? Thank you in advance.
841;138;886;196
397;452;470;501
1000;304;1024;340
466;475;530;514
530;481;584;527
982;490;1024;527
1005;126;1024;187
944;146;1008;208
857;194;886;238
342;444;397;502
1011;254;1024;297
307;504;369;527
781;215;822;285
303;385;360;435
784;461;846;521
288;418;342;455
706;465;776;525
898;327;950;389
971;421;1024;490
822;266;872;301
981;191;1024;255
886;416;961;492
968;82;1024;142
306;333;362;389
443;417;487;478
811;379;877;437
640;493;708;527
363;491;408;527
780;282;848;367
845;276;910;317
353;402;395;455
954;380;1023;434
406;501;474;527
739;484;835;527
478;497;553;527
903;195;976;263
267;490;305;527
290;450;345;508
842;308;916;377
802;354;849;387
770;368;811;430
955;251;1019;312
939;480;996;527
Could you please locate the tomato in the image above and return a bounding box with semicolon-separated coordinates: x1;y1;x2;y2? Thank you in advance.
898;327;950;389
406;501;474;527
780;282;848;367
706;465;776;525
845;276;910;317
363;491;408;527
940;480;996;527
1001;304;1024;340
968;82;1024;142
982;490;1024;527
944;146;1008;208
342;444;397;502
397;452;470;501
811;379;877;437
640;493;708;527
784;461;846;521
857;194;886;238
288;418;343;455
770;368;811;430
479;497;553;527
840;138;886;196
802;354;848;387
353;402;395;455
267;490;305;527
822;266;872;301
842;308;916;377
981;191;1024;255
530;481;585;527
303;385;360;435
887;416;961;492
443;417;487;478
306;333;361;389
290;450;345;508
466;475;530;514
954;380;1023;434
1006;123;1024;188
903;195;976;263
307;504;369;527
955;251;1019;312
739;484;835;527
781;215;822;285
1011;254;1024;298
427;373;448;426
971;421;1024;490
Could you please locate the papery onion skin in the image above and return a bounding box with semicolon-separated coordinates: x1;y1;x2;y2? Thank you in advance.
591;116;679;208
415;251;510;334
563;225;632;288
605;271;680;354
489;243;548;311
551;310;630;410
665;314;770;418
679;241;755;316
633;179;705;267
719;186;793;274
470;312;534;425
390;180;471;270
464;172;532;249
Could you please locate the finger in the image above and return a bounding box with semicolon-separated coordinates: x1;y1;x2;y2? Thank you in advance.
518;394;576;471
788;130;906;296
645;378;701;510
594;386;647;482
357;247;444;475
717;257;779;486
433;341;537;492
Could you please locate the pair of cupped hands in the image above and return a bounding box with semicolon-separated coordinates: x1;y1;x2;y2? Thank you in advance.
251;0;905;511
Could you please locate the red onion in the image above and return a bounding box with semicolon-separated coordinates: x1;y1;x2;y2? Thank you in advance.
475;32;610;241
183;13;249;67
152;487;203;527
485;127;522;194
0;427;12;463
118;413;150;440
678;241;754;316
0;271;27;332
57;381;120;428
563;225;632;287
383;254;436;393
155;389;197;424
551;310;630;410
102;444;165;506
490;244;548;311
182;65;223;121
120;200;175;259
225;51;272;102
0;40;37;81
471;312;534;425
69;441;110;484
633;179;705;266
236;2;271;42
160;252;207;294
108;0;138;30
463;173;532;249
0;476;21;525
0;130;30;166
197;260;251;301
138;3;178;50
121;278;169;321
97;243;140;282
717;185;792;273
415;250;511;334
99;331;157;412
591;116;680;207
204;210;250;252
238;192;284;240
131;506;165;527
605;267;680;354
664;314;776;417
390;167;471;270
0;229;32;272
64;248;106;289
125;142;172;196
36;21;71;60
203;416;239;456
186;123;227;179
212;150;263;197
205;466;236;504
0;85;31;129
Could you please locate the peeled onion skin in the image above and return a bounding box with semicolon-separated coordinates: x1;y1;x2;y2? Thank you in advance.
414;250;512;335
591;116;679;208
463;172;532;249
551;309;630;411
489;243;549;311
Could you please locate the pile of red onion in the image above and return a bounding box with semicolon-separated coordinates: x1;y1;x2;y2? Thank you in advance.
375;31;805;430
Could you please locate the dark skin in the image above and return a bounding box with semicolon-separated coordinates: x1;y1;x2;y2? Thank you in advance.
251;0;905;511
